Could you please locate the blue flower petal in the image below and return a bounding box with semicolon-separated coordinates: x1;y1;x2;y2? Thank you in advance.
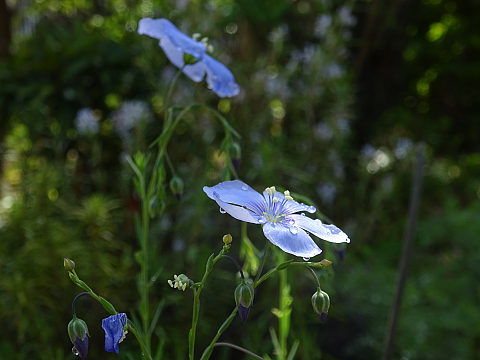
202;55;240;98
138;18;240;97
287;215;350;243
262;222;322;258
138;18;206;60
203;180;266;216
73;335;88;360
102;313;127;353
208;190;263;224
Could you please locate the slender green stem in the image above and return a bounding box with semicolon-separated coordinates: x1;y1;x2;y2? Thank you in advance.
189;248;229;360
163;67;184;128
127;320;153;360
213;343;265;360
199;307;238;360
306;266;321;288
164;151;176;176
277;257;289;360
140;184;151;354
253;238;270;287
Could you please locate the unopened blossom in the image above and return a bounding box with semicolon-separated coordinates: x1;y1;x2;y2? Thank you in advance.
138;18;240;98
203;180;349;259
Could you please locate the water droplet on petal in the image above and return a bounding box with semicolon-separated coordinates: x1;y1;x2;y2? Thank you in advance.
307;206;316;212
303;257;310;261
72;347;79;356
287;219;295;225
289;227;298;234
301;213;306;216
219;208;226;214
258;218;266;224
242;184;248;190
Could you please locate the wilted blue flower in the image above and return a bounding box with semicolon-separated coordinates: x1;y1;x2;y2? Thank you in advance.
203;180;350;259
102;313;128;353
138;18;240;98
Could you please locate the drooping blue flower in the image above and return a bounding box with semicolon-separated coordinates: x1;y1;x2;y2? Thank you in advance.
138;18;240;98
203;180;350;259
68;316;89;360
102;313;128;353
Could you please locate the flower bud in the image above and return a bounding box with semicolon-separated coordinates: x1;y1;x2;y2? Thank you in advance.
169;176;184;200
64;258;75;272
67;316;89;360
230;142;241;171
235;280;254;324
311;288;330;322
223;234;233;245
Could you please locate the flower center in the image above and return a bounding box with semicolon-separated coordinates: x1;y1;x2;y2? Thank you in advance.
263;186;294;223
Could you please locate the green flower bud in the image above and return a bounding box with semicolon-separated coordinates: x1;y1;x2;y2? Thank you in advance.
68;315;89;360
169;176;184;200
223;234;233;245
64;258;75;272
311;288;330;322
235;280;254;324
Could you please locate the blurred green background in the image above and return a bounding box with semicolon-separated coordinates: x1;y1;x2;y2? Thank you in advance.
1;0;479;359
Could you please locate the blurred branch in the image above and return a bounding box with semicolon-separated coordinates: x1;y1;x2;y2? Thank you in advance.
381;142;426;360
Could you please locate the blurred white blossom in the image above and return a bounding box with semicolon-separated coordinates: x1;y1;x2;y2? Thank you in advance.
112;101;152;142
337;6;357;27
314;15;332;37
75;108;100;135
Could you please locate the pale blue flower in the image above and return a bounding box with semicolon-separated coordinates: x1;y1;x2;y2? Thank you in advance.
203;180;350;259
102;313;127;353
138;18;240;98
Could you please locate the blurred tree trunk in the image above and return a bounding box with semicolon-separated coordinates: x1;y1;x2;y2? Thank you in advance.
0;0;11;196
0;0;11;59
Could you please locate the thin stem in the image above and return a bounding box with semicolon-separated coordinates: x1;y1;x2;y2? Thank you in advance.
277;257;289;360
199;307;238;360
214;342;266;360
253;238;270;287
127;319;153;360
382;143;425;360
164;151;176;176
163;67;184;127
140;182;151;354
71;292;90;316
222;255;244;279
189;249;228;360
306;266;321;288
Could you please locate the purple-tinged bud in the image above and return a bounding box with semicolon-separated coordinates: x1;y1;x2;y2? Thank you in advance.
311;288;330;322
230;142;241;171
235;280;254;324
169;176;184;200
68;316;89;360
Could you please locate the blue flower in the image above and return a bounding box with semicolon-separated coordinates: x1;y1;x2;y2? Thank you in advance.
102;313;128;353
203;180;350;258
138;18;240;98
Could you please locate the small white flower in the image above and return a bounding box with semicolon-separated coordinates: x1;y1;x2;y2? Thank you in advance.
75;108;99;135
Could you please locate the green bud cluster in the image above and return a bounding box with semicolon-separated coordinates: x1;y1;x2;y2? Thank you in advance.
68;316;89;343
